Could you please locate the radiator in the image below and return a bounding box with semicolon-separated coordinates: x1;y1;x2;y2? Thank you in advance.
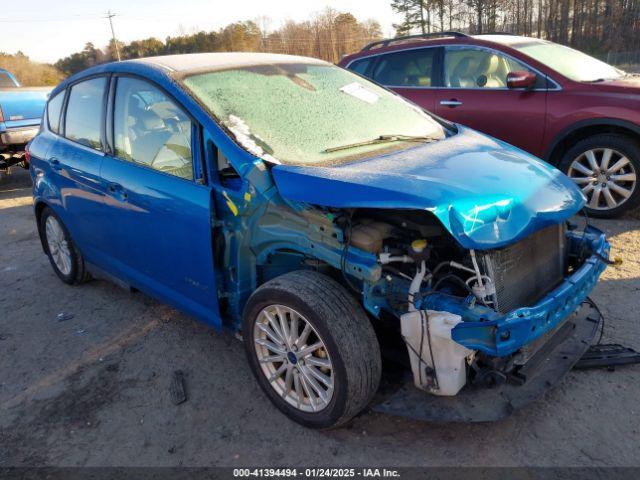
481;224;566;314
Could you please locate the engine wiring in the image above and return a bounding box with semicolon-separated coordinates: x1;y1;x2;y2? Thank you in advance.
393;255;495;311
382;265;413;281
401;262;440;391
433;274;474;295
340;209;361;294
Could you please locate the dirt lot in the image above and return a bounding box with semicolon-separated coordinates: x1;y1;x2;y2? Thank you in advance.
1;168;639;467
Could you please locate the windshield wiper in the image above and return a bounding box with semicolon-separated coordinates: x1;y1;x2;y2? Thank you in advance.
323;134;438;153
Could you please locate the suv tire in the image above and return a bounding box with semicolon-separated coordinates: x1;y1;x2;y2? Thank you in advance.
40;207;91;285
559;134;640;218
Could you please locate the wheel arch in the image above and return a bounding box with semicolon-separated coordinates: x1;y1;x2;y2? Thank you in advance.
545;119;640;166
257;247;344;288
34;200;52;253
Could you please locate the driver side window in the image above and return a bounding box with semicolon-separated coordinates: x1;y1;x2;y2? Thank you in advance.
114;77;194;180
444;48;533;89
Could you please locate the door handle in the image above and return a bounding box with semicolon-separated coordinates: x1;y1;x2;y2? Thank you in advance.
50;157;61;170
108;182;128;201
440;99;463;107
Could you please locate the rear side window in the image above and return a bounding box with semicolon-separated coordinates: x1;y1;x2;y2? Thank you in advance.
65;77;106;150
372;49;436;87
47;90;65;134
114;77;194;181
348;57;373;76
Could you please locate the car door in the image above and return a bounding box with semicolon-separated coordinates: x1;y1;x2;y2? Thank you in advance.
434;46;548;156
351;47;440;113
45;77;111;263
99;75;220;326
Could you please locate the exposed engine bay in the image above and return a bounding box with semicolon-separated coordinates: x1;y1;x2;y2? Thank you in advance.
335;208;608;397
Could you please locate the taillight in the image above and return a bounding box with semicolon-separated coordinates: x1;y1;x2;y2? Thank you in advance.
25;144;31;163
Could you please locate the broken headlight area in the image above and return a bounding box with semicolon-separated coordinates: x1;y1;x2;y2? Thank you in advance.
337;209;609;399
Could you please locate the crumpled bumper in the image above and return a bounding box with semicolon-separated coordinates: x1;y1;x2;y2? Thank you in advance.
373;299;602;422
450;225;609;357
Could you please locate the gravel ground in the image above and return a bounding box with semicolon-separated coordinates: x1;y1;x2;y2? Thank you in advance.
1;168;639;467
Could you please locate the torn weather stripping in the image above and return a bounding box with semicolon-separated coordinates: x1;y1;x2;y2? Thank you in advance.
224;114;279;164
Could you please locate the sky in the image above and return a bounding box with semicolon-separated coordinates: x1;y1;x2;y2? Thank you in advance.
1;1;402;64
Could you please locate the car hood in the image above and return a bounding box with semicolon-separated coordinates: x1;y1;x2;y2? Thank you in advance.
271;127;585;250
592;75;640;93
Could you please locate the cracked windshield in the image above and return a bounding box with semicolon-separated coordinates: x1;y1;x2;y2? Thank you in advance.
182;63;445;166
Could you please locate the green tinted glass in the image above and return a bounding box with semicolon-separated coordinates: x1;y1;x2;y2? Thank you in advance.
183;63;444;166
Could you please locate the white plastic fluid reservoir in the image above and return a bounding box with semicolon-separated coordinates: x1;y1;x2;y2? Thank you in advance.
400;310;474;396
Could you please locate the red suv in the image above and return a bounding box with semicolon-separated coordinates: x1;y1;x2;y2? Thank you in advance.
340;32;640;217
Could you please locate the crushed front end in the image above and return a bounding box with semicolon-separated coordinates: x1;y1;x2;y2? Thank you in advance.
345;210;609;421
265;127;610;420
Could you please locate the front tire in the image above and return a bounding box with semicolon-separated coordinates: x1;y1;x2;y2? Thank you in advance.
40;207;90;285
242;270;381;429
559;134;640;218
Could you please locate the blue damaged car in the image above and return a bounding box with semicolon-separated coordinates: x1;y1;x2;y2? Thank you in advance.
28;53;610;428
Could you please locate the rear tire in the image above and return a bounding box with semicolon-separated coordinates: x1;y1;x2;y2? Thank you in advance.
242;270;381;429
40;207;90;285
559;134;640;218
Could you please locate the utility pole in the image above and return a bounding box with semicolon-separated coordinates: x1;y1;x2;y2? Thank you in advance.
106;11;121;61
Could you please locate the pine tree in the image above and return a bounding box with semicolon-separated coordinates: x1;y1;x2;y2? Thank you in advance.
391;0;431;35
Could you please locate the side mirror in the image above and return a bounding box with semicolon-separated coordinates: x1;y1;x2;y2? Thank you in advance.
507;71;537;90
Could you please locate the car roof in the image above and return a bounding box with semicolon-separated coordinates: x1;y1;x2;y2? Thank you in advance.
473;34;546;46
126;52;330;74
341;34;546;64
51;52;333;99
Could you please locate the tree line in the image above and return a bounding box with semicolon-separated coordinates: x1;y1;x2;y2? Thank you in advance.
391;0;640;54
54;9;382;77
3;2;639;84
0;52;64;86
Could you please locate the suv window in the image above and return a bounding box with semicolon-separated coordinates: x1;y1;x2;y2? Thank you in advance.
114;77;193;181
371;49;436;87
444;47;539;89
348;57;373;76
47;90;65;134
65;77;106;150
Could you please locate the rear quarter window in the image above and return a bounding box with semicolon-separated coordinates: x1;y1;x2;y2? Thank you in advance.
64;77;106;150
47;90;65;134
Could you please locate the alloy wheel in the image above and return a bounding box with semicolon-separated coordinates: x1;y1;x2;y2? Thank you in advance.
45;215;72;275
253;305;334;413
568;148;637;211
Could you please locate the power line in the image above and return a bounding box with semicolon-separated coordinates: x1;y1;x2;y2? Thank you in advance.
0;14;102;23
